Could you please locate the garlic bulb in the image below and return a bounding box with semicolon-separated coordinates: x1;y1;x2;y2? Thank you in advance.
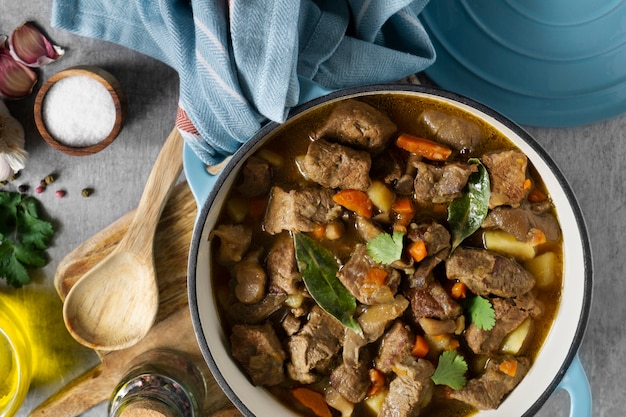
0;100;27;181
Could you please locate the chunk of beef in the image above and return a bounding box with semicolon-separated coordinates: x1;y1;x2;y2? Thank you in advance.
375;322;414;374
465;294;542;354
407;221;451;256
236;155;271;197
446;248;535;298
413;161;478;204
301;139;372;191
227;293;288;324
355;215;384;242
371;148;405;187
211;224;252;266
287;306;345;383
406;280;463;320
449;356;531;410
282;312;302;336
482;204;560;243
230;323;286;386
264;186;342;235
330;350;371;403
418;109;484;151
358;295;410;343
337;244;401;305
394;153;421;195
232;248;266;304
378;357;435;417
483;151;528;209
267;233;302;294
314;99;397;154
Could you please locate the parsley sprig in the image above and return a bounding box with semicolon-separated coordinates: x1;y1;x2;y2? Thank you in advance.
366;231;405;265
465;295;496;331
0;191;54;287
431;350;468;390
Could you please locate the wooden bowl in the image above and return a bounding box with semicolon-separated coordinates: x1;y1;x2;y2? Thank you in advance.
34;66;127;156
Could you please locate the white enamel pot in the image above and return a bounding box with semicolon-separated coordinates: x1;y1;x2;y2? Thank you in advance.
185;81;593;417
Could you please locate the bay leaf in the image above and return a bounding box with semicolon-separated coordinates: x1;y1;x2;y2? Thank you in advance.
293;232;363;335
448;158;490;250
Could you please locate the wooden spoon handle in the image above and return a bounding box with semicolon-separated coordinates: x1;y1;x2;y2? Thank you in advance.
122;128;183;257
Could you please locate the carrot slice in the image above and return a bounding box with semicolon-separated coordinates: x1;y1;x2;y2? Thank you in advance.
396;133;452;161
411;334;430;358
332;189;373;218
291;387;332;417
499;359;518;377
450;282;468;300
366;267;388;286
407;240;428;262
367;369;386;396
392;196;415;215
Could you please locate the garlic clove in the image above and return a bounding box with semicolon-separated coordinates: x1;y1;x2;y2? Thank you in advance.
0;45;37;100
8;22;64;68
0;100;28;181
0;155;13;181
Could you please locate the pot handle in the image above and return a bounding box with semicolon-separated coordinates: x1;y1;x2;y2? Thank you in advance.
557;354;592;417
184;77;333;208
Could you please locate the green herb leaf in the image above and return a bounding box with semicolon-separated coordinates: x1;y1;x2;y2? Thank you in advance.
366;231;405;265
448;158;490;250
465;295;496;331
431;350;468;390
0;191;54;287
293;233;363;335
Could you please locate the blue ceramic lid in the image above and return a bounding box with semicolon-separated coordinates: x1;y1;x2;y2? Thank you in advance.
420;0;626;127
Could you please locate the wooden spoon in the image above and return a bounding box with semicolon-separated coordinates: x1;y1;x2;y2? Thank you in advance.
62;127;183;351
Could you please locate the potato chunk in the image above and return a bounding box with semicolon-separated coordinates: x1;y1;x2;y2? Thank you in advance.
483;229;536;261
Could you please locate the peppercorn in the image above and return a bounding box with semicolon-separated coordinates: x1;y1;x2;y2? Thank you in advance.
36;185;46;193
55;189;66;198
81;188;93;198
18;184;28;193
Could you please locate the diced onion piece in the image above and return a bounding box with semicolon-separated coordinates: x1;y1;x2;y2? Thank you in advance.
226;197;248;223
500;317;533;355
255;148;284;168
325;221;344;240
364;389;387;415
325;387;354;417
367;180;394;214
483;229;536;261
285;292;305;309
524;251;558;289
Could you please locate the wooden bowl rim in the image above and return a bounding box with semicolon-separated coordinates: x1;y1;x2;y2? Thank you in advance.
34;65;127;156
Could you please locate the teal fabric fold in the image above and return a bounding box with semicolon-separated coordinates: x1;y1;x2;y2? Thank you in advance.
52;0;435;165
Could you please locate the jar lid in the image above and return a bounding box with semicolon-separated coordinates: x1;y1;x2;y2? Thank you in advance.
118;399;179;417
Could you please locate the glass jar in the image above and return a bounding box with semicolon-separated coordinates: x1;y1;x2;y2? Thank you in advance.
0;295;33;417
108;349;207;417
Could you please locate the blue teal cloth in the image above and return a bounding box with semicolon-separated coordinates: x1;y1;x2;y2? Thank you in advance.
51;0;435;166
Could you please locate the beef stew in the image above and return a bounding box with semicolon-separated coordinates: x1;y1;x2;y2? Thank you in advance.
208;94;563;417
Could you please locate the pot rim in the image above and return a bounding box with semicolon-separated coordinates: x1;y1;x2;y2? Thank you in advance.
188;83;593;417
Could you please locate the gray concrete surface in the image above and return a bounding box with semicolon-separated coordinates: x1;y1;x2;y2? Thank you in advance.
2;1;624;416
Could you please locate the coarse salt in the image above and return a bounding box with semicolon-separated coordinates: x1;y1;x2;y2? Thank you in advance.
42;75;117;147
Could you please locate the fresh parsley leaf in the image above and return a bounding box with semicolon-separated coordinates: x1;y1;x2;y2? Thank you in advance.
465;295;496;331
0;191;54;287
431;350;468;390
293;232;363;336
366;231;405;265
448;158;490;250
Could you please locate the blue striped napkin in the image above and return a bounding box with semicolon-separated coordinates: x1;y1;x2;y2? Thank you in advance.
52;0;435;166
